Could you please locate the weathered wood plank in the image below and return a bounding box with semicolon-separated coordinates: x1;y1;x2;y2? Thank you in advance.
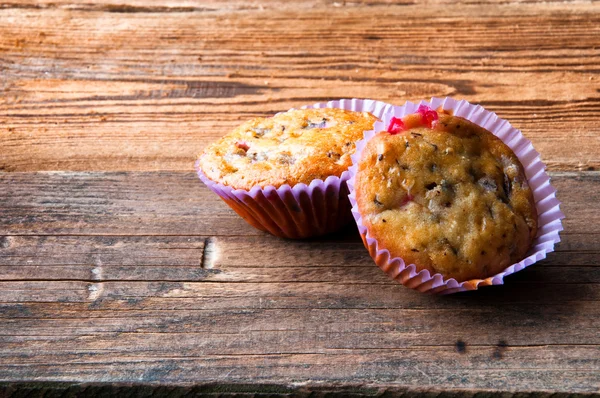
1;3;599;172
1;0;591;10
0;234;599;283
0;171;255;236
1;302;599;344
1;255;598;283
0;347;599;393
0;171;586;235
1;280;599;307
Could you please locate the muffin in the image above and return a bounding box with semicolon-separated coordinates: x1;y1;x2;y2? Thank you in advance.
197;107;378;238
353;104;538;282
199;108;377;190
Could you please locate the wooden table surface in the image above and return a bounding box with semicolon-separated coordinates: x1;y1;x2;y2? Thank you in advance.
1;0;599;396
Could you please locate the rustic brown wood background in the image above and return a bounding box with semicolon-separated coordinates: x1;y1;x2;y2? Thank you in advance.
1;0;599;396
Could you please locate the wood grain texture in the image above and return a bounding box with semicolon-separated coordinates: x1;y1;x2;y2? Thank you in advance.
2;0;600;395
1;235;598;283
0;171;598;394
1;1;600;172
0;170;591;235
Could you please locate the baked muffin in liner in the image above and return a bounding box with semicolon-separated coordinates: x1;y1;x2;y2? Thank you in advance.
195;99;394;239
347;97;564;293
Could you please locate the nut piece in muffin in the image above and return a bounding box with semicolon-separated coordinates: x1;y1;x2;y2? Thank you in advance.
355;106;538;282
199;108;378;190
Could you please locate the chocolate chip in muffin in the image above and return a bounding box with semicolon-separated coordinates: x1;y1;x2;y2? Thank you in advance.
306;118;328;129
248;151;269;163
327;151;341;161
503;173;512;197
478;176;497;192
441;180;454;193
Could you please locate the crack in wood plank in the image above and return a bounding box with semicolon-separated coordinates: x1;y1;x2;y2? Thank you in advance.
201;237;217;270
87;282;104;302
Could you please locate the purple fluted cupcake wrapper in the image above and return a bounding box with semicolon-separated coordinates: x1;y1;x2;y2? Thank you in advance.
348;97;565;294
196;99;394;239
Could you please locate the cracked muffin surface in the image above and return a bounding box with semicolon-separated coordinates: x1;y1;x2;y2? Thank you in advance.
199;108;377;190
355;110;538;282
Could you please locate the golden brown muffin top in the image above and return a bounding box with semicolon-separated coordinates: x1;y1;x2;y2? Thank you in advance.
355;108;538;282
198;108;377;190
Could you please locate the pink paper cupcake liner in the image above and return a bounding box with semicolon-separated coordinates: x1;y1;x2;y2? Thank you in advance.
347;97;565;294
196;99;395;239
